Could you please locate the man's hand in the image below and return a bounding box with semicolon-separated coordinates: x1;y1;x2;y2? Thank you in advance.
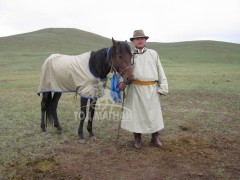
118;82;126;90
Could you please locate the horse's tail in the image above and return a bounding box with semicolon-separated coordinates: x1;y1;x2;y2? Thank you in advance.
46;92;54;127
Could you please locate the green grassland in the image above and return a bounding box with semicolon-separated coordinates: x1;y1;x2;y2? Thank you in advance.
0;28;240;179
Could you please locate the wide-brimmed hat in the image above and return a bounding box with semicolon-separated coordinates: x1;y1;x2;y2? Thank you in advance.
130;30;149;41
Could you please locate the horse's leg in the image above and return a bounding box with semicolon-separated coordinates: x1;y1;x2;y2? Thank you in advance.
87;98;97;139
41;92;49;132
78;97;88;143
52;92;62;132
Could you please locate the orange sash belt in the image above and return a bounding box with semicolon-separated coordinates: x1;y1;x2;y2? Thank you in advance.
132;80;156;85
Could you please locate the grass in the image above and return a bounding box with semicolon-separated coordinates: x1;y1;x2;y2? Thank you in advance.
0;28;240;179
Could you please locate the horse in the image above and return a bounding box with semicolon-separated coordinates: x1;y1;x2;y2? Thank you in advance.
37;38;134;142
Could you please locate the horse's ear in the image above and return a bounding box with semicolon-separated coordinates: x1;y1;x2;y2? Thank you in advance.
125;40;127;42
112;37;117;47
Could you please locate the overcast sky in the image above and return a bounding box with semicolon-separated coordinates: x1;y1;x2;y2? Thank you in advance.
0;0;240;43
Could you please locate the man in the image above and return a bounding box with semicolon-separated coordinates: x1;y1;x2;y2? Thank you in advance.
119;30;168;149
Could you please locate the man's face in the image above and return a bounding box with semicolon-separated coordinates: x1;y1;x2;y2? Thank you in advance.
133;38;146;49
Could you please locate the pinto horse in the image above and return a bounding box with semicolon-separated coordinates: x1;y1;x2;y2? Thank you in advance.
37;38;133;142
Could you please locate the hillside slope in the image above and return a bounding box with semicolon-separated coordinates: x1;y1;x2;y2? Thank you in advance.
148;41;240;64
0;28;239;72
0;28;112;55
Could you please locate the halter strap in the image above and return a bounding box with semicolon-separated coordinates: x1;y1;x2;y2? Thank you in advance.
119;66;132;75
106;47;132;76
106;47;118;73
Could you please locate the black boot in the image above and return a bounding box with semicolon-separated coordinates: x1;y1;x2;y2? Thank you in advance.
134;133;142;149
151;132;162;147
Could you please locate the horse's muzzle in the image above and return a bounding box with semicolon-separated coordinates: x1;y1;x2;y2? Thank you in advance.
123;75;134;85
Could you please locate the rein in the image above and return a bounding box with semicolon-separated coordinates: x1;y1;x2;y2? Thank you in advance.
115;89;125;144
106;47;128;144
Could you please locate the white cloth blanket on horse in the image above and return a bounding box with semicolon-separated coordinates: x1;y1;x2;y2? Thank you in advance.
37;52;107;99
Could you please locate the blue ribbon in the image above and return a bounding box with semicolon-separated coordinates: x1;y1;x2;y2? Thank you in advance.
110;72;122;103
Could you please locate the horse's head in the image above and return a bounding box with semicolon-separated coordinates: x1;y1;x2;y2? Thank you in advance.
110;38;134;85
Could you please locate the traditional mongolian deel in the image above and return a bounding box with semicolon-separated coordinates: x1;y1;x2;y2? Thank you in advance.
121;48;168;134
37;52;107;99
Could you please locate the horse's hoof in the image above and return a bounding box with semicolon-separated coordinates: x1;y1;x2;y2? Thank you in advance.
55;125;62;130
41;127;46;132
89;136;97;140
79;139;86;144
57;127;62;132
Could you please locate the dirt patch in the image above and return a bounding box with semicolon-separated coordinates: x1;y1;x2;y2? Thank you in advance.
5;133;239;179
31;158;55;173
178;123;200;132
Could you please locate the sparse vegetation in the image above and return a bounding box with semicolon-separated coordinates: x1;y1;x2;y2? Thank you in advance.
0;28;239;179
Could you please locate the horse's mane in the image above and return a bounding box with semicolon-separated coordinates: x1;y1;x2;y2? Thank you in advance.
89;48;110;79
89;41;131;79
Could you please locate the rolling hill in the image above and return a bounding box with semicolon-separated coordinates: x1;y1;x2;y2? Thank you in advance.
0;28;111;54
148;41;240;64
0;28;239;72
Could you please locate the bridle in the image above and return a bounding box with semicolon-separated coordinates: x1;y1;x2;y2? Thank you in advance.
106;47;133;76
